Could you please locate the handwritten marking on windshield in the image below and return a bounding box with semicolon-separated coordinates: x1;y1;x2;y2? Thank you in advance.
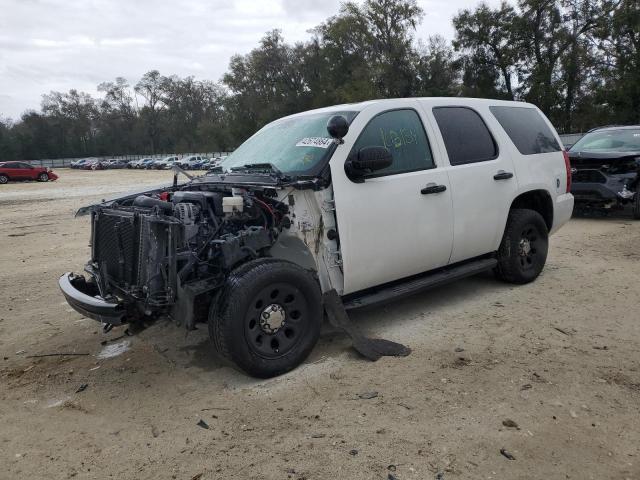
379;128;418;150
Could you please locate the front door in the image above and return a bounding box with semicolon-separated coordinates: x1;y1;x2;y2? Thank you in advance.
4;162;29;179
331;104;454;294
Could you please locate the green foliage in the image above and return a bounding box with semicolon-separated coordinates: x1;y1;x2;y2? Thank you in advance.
0;0;637;160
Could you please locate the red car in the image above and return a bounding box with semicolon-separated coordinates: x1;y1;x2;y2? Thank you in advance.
0;161;59;184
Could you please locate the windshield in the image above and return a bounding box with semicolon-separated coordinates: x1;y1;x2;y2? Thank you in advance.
222;110;358;175
571;128;640;152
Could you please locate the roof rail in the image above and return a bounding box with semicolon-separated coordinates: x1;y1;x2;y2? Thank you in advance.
586;124;626;133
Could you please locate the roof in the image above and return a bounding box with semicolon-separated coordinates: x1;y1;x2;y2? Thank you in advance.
282;97;537;120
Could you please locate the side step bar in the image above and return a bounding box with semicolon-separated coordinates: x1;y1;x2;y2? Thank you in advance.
343;257;498;311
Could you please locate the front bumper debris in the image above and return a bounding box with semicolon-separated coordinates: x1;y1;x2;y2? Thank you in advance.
58;272;126;325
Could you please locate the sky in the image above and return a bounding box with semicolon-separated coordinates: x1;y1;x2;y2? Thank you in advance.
0;0;502;120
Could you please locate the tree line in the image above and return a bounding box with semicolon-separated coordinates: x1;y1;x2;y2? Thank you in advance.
0;0;638;161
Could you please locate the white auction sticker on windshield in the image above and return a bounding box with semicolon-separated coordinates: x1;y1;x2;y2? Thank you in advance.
296;137;333;148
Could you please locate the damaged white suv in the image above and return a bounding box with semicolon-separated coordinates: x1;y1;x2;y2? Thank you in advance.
59;98;574;377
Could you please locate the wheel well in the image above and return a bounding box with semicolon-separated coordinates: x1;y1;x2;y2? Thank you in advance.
510;190;553;230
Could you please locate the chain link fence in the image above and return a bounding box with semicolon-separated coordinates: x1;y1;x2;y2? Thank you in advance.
23;153;233;168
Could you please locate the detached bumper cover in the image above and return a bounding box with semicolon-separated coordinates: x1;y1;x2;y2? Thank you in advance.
58;273;126;325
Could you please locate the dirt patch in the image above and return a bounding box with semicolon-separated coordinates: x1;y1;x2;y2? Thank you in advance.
1;169;639;479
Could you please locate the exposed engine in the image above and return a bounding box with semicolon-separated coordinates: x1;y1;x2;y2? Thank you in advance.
87;186;289;325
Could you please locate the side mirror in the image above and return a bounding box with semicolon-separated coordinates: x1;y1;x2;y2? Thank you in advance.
345;146;393;182
327;115;349;141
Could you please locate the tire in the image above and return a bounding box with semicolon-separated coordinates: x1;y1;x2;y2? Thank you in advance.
37;172;49;182
209;258;322;378
495;209;549;284
0;174;8;184
633;191;640;220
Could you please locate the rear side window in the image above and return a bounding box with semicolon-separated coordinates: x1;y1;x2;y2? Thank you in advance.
432;107;497;165
350;109;435;177
489;106;560;155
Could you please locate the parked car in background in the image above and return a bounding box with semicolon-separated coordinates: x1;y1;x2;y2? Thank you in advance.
81;160;97;170
139;158;157;169
153;156;179;169
193;157;217;169
568;125;640;218
130;158;153;169
104;159;130;169
71;158;93;169
176;155;205;169
91;160;108;170
190;158;207;169
0;162;58;184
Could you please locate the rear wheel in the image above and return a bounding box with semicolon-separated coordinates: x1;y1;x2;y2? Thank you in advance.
0;174;8;184
495;209;549;284
209;259;322;378
37;172;49;182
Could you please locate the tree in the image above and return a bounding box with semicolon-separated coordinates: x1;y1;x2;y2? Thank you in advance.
135;70;166;153
453;1;520;99
594;0;640;124
517;0;606;125
414;36;461;96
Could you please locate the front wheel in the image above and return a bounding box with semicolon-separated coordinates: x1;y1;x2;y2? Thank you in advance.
0;174;8;184
495;209;549;284
37;172;49;182
209;259;322;378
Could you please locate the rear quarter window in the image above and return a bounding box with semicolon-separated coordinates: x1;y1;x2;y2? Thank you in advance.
489;106;561;155
432;107;498;166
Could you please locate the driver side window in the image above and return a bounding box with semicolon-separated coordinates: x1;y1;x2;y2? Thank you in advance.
350;109;435;177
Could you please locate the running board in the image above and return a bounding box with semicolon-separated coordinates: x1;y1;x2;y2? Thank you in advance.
343;257;497;311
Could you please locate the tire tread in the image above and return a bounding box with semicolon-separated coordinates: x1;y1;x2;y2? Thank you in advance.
496;208;548;284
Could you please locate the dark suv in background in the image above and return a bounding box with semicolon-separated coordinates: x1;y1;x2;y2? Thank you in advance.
568;125;640;218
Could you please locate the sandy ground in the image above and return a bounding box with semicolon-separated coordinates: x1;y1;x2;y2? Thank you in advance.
0;169;639;480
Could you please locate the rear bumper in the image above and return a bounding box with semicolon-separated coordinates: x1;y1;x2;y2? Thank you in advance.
58;273;126;325
551;193;574;235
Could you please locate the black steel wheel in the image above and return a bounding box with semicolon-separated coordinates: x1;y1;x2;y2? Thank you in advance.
244;282;311;359
209;258;322;378
495;209;549;284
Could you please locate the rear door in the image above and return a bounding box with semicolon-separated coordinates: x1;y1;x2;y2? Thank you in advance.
331;102;454;294
427;104;518;263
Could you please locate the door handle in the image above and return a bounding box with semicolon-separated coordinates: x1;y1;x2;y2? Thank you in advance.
421;183;447;195
493;170;514;180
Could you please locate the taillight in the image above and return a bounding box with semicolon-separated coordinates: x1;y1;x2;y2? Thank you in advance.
563;150;571;193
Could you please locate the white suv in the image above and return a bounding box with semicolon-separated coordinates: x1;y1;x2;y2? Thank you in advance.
60;97;573;378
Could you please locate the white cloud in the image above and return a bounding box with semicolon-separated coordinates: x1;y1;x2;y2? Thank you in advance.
0;0;503;120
